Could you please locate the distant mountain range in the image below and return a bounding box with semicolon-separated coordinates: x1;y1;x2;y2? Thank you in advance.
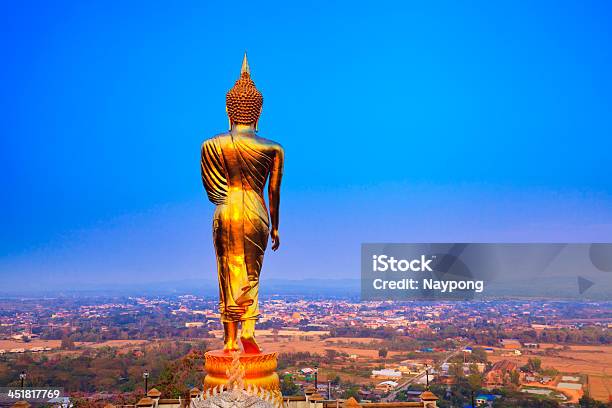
1;276;609;300
0;278;361;298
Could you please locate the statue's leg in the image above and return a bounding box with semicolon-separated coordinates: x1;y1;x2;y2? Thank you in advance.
240;319;261;353
223;321;239;353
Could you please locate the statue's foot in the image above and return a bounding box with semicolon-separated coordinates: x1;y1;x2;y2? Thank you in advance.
223;321;239;353
240;319;261;353
223;336;240;353
223;342;240;353
240;335;262;354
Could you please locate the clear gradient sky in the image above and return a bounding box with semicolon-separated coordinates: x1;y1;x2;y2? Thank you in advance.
1;1;612;289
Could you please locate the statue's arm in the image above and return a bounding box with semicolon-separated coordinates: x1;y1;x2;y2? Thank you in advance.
268;144;284;251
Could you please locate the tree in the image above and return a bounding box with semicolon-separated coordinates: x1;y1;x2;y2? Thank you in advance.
342;386;360;401
526;358;542;372
579;396;609;408
467;373;482;392
378;348;388;359
280;377;300;396
509;370;520;386
470;347;488;363
272;328;279;342
61;336;75;350
325;349;339;361
468;363;480;375
449;362;465;380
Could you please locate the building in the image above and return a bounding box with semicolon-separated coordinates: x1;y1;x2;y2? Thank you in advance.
84;387;440;408
523;343;539;349
375;381;399;392
371;369;402;379
557;382;582;391
291;390;439;408
484;360;518;388
185;322;205;328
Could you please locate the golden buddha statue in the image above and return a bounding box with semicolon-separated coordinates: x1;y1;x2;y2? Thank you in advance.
201;53;284;354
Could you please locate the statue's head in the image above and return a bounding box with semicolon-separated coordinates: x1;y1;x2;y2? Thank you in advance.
226;53;263;127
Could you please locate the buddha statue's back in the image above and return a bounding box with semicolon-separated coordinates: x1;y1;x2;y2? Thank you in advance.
200;54;283;354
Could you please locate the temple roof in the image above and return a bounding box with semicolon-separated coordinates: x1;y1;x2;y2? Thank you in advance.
310;392;325;401
136;397;155;407
344;397;361;407
419;391;439;401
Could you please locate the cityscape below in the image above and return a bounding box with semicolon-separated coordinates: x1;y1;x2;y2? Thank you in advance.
1;294;610;407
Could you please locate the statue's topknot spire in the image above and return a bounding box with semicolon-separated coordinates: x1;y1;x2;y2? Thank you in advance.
241;52;250;76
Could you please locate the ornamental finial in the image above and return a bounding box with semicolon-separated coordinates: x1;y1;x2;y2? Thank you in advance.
241;52;250;76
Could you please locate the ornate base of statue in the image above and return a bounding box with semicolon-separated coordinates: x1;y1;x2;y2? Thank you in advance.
203;350;281;402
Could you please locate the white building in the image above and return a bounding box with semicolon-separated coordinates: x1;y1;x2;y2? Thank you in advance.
371;369;402;379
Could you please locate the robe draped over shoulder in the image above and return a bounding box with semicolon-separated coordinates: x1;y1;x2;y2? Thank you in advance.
201;133;274;322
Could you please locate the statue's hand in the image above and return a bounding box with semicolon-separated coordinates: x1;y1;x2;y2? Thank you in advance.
271;229;280;251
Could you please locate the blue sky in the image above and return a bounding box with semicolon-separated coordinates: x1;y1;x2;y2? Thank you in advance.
1;1;611;288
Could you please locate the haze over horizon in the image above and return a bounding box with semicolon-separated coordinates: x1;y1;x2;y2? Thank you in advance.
2;1;612;289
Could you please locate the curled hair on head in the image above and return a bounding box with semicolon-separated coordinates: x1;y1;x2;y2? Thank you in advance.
226;70;263;125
